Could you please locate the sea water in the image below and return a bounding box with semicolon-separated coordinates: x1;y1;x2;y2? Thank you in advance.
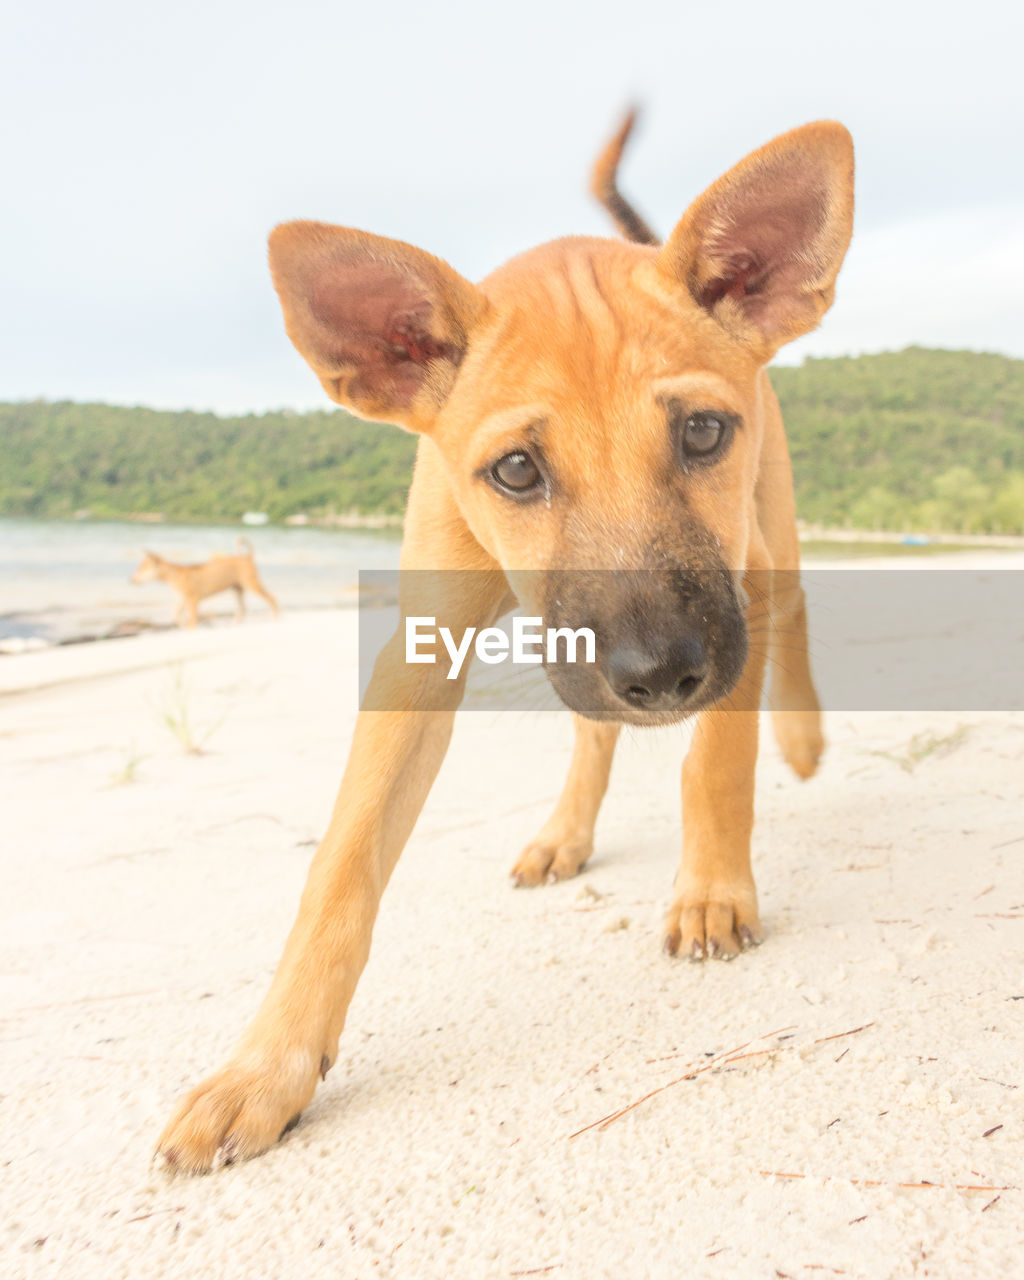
0;517;401;644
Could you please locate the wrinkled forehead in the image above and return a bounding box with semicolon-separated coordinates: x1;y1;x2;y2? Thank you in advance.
460;237;760;421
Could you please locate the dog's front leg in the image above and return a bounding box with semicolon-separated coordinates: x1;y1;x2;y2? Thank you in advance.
511;715;620;885
156;574;508;1173
664;599;769;961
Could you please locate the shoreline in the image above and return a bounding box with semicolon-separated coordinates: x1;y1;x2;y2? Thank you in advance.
2;510;406;530
5;550;1022;717
798;526;1024;549
4;541;1022;659
7;510;1024;544
0;602;352;658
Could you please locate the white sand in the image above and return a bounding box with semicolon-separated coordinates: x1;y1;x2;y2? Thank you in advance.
2;571;1023;1278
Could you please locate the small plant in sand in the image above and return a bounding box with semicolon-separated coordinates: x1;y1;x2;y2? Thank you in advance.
109;742;145;786
157;665;227;755
869;723;971;773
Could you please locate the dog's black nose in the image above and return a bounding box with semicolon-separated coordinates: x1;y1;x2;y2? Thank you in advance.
605;635;708;710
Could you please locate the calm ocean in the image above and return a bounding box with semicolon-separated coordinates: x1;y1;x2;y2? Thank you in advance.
0;517;401;644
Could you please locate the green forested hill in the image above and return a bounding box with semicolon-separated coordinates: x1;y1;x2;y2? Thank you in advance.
0;402;418;521
1;347;1022;531
770;347;1024;532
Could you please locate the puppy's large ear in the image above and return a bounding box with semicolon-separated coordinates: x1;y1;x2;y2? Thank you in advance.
268;222;486;431
658;122;854;355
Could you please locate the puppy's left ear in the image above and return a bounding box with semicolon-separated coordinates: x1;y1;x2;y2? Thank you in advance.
658;121;854;355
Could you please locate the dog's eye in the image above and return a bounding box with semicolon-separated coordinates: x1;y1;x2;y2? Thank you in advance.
491;451;542;494
671;408;737;467
682;412;727;458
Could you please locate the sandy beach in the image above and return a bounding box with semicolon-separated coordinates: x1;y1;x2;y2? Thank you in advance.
2;554;1023;1279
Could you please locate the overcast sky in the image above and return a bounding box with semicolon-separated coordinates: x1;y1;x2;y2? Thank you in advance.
2;0;1022;413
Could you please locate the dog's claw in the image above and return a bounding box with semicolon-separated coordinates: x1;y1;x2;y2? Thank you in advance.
510;836;592;886
279;1112;302;1140
663;929;680;957
319;1054;331;1081
710;937;740;961
664;884;761;963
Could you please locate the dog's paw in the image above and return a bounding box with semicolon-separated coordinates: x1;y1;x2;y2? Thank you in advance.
510;836;591;886
663;883;762;960
155;1053;323;1175
772;708;825;780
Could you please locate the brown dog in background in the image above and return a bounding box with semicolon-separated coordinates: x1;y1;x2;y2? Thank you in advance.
132;538;279;627
157;113;854;1172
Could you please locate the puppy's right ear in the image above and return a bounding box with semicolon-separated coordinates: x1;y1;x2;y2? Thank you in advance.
268;222;486;432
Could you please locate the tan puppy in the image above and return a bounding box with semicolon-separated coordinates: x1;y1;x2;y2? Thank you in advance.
132;538;279;627
157;116;853;1172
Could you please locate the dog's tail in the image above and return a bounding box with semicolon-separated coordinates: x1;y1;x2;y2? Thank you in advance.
590;108;660;246
235;536;254;557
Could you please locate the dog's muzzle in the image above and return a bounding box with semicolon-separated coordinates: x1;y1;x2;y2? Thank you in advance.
539;568;749;726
